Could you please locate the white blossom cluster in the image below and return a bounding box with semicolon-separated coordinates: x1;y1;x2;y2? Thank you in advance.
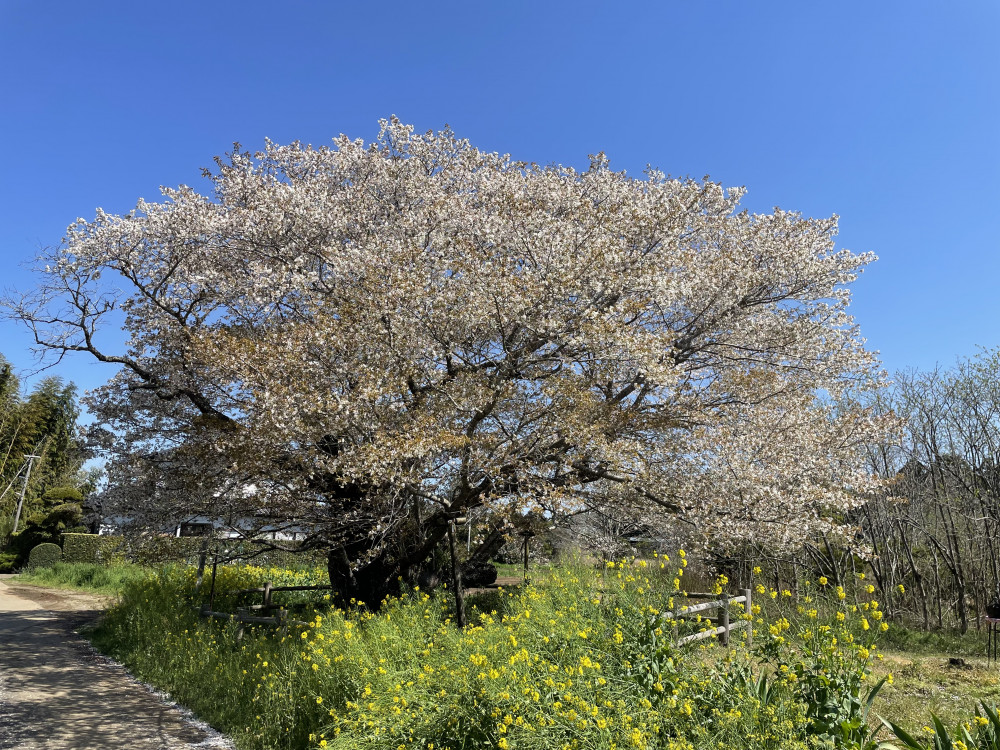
9;118;893;555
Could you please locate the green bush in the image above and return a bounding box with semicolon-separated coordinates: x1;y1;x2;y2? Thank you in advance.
0;551;20;573
62;533;125;564
27;542;62;570
61;532;325;569
130;535;206;565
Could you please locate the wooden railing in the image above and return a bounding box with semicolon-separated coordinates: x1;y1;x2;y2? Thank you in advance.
194;573;753;649
197;581;334;636
672;588;752;647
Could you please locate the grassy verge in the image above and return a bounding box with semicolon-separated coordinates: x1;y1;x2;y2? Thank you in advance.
15;561;151;595
880;620;989;657
871;648;1000;730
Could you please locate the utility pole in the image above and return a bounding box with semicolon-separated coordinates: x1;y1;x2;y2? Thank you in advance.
12;454;40;535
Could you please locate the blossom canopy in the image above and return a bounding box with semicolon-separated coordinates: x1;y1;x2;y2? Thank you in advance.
7;118;890;598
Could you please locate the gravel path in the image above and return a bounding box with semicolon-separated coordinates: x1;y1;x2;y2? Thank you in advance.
0;578;235;749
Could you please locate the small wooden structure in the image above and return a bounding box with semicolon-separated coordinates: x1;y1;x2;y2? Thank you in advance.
197;581;333;637
671;589;753;647
986;616;1000;664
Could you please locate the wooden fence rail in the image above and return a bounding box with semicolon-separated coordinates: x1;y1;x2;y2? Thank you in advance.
232;583;333;612
672;588;752;647
197;581;334;636
196;576;753;648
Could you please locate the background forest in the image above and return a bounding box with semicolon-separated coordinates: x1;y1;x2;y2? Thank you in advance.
708;348;1000;635
0;354;93;570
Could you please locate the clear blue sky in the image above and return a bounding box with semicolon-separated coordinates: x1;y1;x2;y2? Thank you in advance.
1;0;998;403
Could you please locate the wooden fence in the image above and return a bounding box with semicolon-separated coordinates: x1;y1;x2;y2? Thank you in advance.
193;570;752;649
197;581;333;635
672;588;753;647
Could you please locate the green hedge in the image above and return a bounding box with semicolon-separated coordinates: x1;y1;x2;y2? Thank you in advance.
61;533;326;569
126;535;204;565
212;540;326;570
62;533;125;564
27;542;62;570
62;533;199;565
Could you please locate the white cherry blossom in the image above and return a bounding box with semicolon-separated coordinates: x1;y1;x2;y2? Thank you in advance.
5;118;892;600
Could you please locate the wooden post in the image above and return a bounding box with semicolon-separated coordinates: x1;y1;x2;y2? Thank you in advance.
721;593;730;646
263;581;273;612
672;596;680;641
521;531;534;583
235;606;248;641
209;555;219;612
447;520;466;628
742;588;753;647
194;540;209;593
522;536;529;581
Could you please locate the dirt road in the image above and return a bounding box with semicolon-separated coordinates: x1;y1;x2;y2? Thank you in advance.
0;577;235;749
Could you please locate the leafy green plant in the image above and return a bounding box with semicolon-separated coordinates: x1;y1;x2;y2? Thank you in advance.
61;533;125;564
882;701;1000;750
27;541;61;570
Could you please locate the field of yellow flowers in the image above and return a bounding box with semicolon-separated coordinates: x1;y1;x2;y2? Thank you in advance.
86;555;995;750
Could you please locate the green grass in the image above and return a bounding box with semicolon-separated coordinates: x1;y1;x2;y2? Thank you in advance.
880;620;988;657
872;649;1000;730
864;622;1000;734
15;561;151;595
490;562;529;579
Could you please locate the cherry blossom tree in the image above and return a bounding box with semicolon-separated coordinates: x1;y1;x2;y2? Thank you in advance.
5;119;892;603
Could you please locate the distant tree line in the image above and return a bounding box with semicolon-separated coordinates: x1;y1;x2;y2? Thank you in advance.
0;354;92;570
716;349;1000;633
855;349;1000;632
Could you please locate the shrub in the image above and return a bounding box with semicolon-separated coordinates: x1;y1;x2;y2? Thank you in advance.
122;534;203;565
61;532;326;569
62;533;125;564
0;551;19;574
27;542;62;570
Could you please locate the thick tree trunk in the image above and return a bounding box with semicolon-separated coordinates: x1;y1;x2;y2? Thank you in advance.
326;510;455;608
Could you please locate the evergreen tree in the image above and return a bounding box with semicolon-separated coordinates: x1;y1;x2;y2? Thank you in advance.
0;354;88;567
